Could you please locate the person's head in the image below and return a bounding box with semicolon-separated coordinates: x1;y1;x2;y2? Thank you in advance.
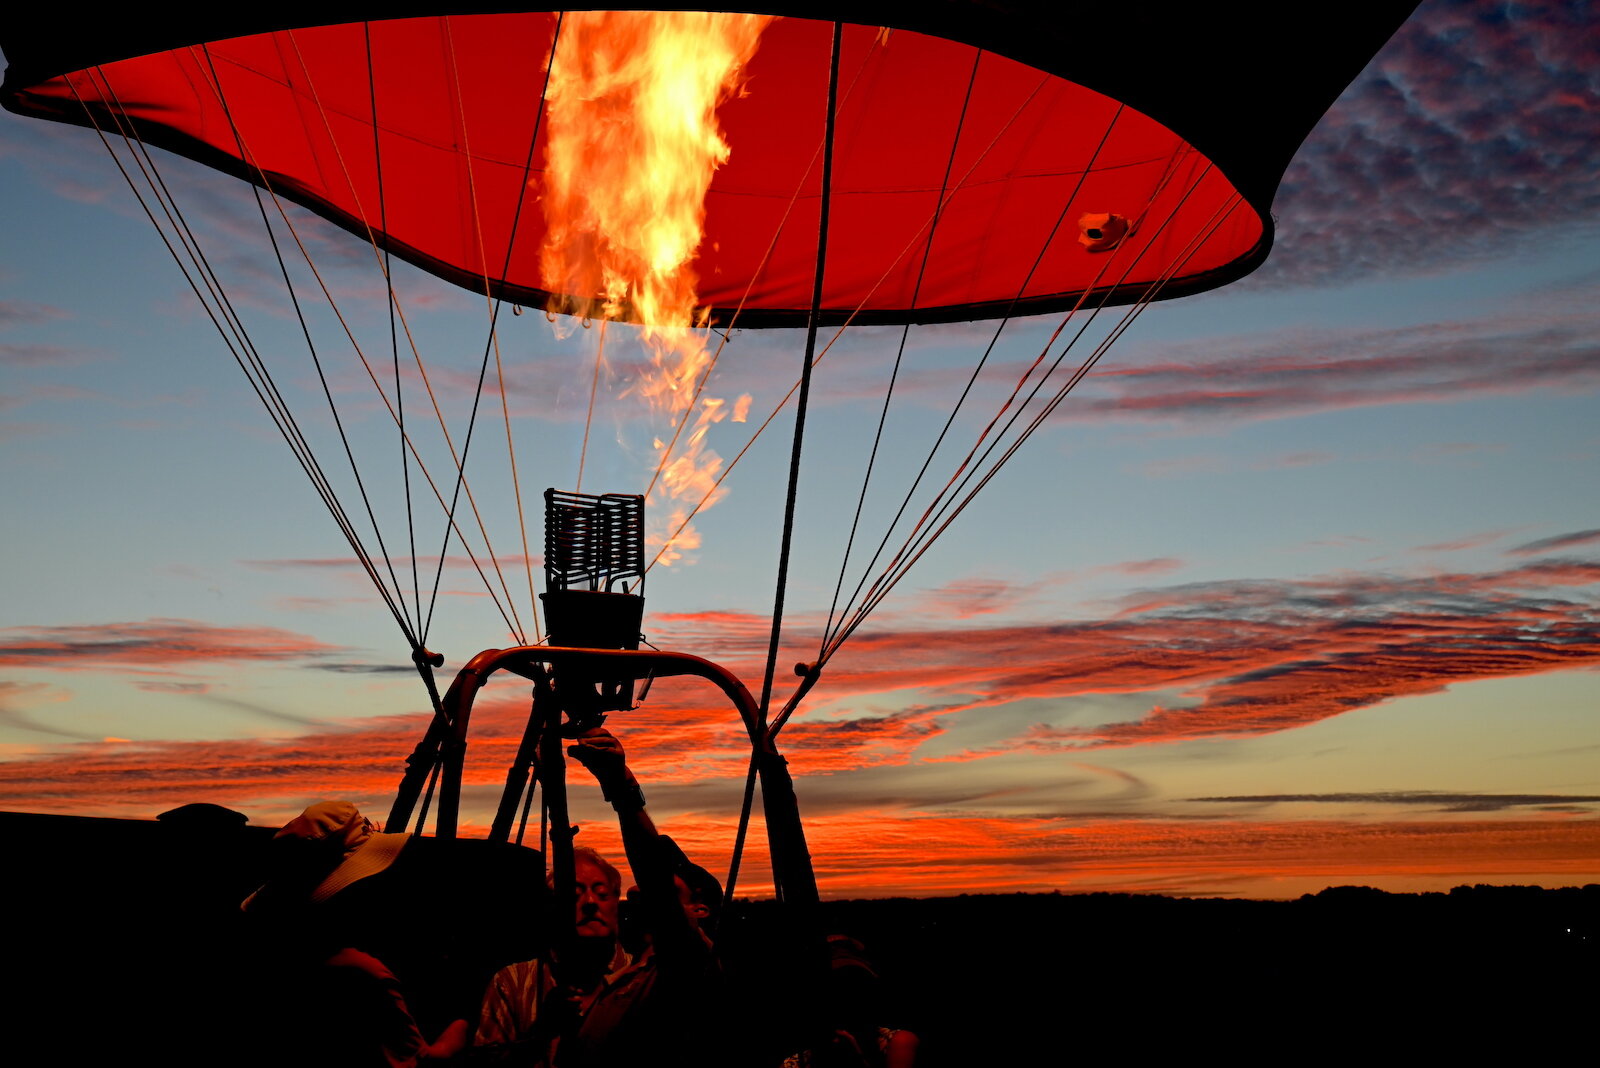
824;935;883;1031
665;840;722;936
568;846;622;941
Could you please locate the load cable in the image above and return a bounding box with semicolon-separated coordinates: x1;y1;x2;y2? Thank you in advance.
422;13;565;647
283;28;537;642
827;187;1244;658
67;71;422;649
818;104;1128;658
831;170;1225;649
366;24;424;635
644;29;890;506
824;143;1203;660
725;20;843;910
646;73;1053;574
822;48;983;652
429;15;541;645
196;45;425;643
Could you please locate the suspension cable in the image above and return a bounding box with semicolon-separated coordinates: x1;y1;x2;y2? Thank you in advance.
265;24;556;645
823;48;984;652
284;28;532;641
365;24;425;635
824;189;1244;662
756;21;843;720
825;151;1211;655
193;44;531;648
830;175;1222;649
196;46;426;641
433;14;538;645
577;319;608;493
644;29;891;504
820;104;1128;653
646;72;1053;573
69;71;422;647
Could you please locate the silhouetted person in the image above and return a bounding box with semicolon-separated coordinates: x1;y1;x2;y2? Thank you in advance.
559;727;733;1067
473;846;634;1065
244;801;472;1067
781;936;919;1068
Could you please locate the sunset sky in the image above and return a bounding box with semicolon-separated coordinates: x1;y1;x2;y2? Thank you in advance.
2;1;1596;899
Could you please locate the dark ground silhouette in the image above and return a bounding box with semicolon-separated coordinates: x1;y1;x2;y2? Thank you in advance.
4;810;1593;1063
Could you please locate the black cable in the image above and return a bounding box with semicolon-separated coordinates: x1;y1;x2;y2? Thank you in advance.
822;48;983;656
833;182;1240;651
823;104;1128;652
198;46;423;645
367;24;424;634
421;12;564;643
839;178;1225;640
76;71;419;644
756;20;843;720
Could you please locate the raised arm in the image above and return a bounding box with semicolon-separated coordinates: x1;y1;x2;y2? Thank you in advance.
567;727;707;962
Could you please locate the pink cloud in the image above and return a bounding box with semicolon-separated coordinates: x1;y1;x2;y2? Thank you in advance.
1507;529;1600;556
1412;528;1516;553
1260;0;1600;284
0;300;67;327
0;619;340;675
1096;558;1184;577
1;556;1595;842
1077;311;1600;426
0;343;89;367
911;576;1052;619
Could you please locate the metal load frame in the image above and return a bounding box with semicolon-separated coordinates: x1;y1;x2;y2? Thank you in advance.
385;644;821;911
386;488;822;909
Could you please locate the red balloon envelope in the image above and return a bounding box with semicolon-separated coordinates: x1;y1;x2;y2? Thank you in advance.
1;4;1418;325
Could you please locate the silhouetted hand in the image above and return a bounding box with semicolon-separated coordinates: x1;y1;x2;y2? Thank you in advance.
568;727;631;793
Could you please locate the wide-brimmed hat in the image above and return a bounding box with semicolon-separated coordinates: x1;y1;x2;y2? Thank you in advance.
242;801;409;913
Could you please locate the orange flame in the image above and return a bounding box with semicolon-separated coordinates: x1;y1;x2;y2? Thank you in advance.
539;11;772;564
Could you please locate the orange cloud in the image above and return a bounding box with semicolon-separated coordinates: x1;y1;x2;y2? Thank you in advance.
2;554;1595;898
0;619;339;675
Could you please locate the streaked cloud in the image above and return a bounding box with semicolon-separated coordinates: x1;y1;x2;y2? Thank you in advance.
1097;558;1184;577
1078;309;1600;426
131;681;211;695
0;618;340;674
317;662;420;675
1187;791;1600;813
0;342;88;367
1412;528;1516;553
991;561;1600;752
1411;441;1508;461
911;576;1055;619
7;554;1558;791
797;813;1600;897
0;300;67;327
1507;529;1600;556
0;682;92;740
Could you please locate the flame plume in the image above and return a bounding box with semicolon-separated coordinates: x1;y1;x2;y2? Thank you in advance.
540;11;772;565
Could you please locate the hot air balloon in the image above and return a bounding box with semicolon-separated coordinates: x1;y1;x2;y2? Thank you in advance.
1;4;1421;915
